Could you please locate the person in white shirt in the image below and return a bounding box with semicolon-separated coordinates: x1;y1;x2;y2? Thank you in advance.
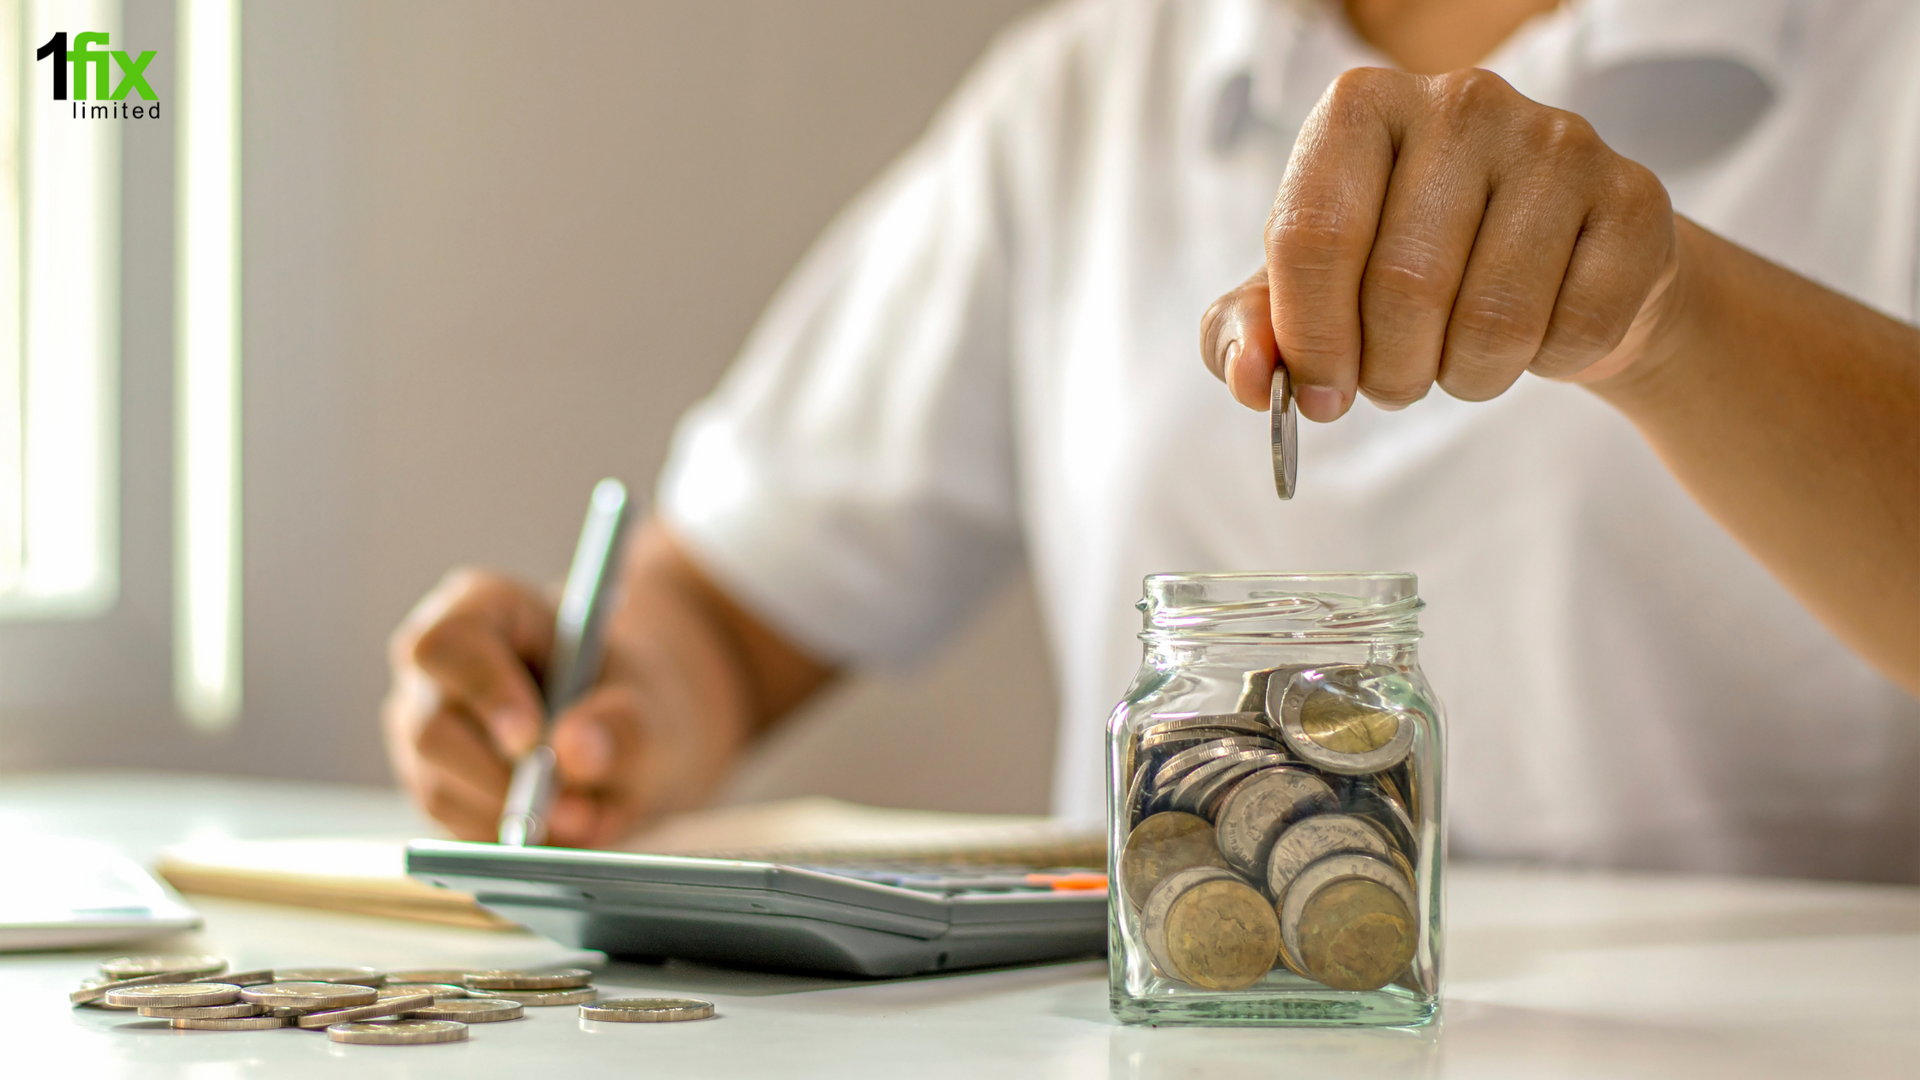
380;0;1920;882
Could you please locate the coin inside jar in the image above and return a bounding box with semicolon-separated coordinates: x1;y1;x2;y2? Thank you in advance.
1164;749;1286;817
1265;814;1395;909
1153;736;1283;790
1278;852;1419;992
1161;876;1281;990
1138;866;1238;982
1184;751;1292;821
1213;767;1339;878
1271;667;1415;776
1119;812;1230;909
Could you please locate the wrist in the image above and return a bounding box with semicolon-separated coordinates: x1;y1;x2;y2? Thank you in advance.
1586;216;1714;408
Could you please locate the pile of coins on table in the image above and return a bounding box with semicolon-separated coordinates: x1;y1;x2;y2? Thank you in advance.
1118;663;1425;994
68;956;715;1043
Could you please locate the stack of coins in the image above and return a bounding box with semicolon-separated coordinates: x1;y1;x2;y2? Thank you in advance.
65;959;660;1043
1118;663;1425;993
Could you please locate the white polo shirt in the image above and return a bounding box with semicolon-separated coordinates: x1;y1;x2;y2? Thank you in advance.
659;0;1920;881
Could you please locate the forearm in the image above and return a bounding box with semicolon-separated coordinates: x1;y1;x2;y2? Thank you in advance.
1592;218;1920;693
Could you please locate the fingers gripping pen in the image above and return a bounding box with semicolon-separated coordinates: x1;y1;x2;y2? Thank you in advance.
497;478;632;846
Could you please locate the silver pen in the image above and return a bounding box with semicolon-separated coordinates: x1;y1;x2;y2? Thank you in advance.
497;477;633;846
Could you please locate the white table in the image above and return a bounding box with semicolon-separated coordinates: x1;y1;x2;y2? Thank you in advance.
3;772;1916;1079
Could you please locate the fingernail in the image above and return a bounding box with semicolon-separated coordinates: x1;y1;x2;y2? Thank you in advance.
1221;339;1241;379
575;721;613;776
1295;384;1345;422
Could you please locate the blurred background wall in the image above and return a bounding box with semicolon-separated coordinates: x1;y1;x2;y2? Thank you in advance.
0;0;1060;814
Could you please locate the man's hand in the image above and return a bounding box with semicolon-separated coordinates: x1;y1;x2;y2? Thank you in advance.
380;521;833;847
1202;67;1680;418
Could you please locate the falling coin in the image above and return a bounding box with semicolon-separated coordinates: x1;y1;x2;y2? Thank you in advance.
1271;363;1296;499
579;998;715;1023
326;1019;469;1045
1163;876;1281;991
100;956;226;980
1214;767;1339;878
404;998;525;1023
1119;812;1230;909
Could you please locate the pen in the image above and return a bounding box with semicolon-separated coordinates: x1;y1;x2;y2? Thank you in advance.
497;477;633;846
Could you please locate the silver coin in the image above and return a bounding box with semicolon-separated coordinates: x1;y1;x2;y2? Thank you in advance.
1152;736;1282;790
385;969;471;985
295;991;434;1029
1273;666;1415;776
242;982;379;1009
1138;727;1244;753
326;1019;469;1045
1214;767;1339;878
1140;712;1274;739
273;966;385;987
580;997;715;1023
404;998;525;1023
1341;778;1419;856
1137;865;1238;983
1192;752;1295;822
104;983;241;1009
480;985;597;1006
71;969;210;1006
462;967;593;990
196;968;276;987
137;1001;263;1019
1124;761;1153;829
1165;749;1287;817
1266;814;1394;907
172;1015;289;1030
1271;363;1296;499
378;983;469;1001
1235;665;1310;715
100;955;226;980
1278;851;1419;966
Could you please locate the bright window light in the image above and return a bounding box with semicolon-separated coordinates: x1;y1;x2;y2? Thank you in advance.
175;0;240;729
0;0;121;618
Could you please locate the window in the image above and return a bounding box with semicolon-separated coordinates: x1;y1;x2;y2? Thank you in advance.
0;0;120;618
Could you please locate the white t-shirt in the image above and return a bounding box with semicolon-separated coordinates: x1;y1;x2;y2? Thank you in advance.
659;0;1920;881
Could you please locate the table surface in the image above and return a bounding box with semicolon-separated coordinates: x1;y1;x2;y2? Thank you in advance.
2;771;1916;1080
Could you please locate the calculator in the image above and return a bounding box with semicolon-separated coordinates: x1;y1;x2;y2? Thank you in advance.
406;839;1109;978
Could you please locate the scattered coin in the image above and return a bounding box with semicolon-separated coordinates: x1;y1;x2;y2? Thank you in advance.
462;967;593;990
296;991;435;1029
137;1002;264;1019
1119;812;1230;909
273;967;386;987
1163;876;1281;991
385;969;471;985
105;983;241;1009
1214;767;1339;877
1265;814;1394;909
172;1015;288;1030
579;998;714;1023
71;969;208;1006
378;983;469;1001
480;986;598;1006
403;998;525;1023
326;1019;469;1045
242;982;379;1009
100;955;226;980
196;968;276;987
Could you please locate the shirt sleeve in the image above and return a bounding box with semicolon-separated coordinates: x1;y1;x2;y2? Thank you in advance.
656;37;1033;667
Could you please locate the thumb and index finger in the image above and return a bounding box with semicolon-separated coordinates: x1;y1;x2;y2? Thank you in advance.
398;569;556;759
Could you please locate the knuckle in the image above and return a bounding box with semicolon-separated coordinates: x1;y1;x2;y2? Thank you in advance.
1530;110;1601;158
1364;240;1457;306
1434;68;1510;115
1450;290;1546;356
1265;202;1356;262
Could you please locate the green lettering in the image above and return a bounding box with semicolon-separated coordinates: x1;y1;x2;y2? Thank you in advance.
70;31;110;100
109;50;157;100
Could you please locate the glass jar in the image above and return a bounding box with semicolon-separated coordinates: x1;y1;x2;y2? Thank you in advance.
1107;572;1443;1027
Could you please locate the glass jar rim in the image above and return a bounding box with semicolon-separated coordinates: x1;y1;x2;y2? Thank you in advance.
1138;571;1422;644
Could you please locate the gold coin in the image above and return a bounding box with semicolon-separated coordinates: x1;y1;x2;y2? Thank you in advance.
1162;878;1280;991
1119;812;1229;909
1299;690;1400;754
1295;877;1417;991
